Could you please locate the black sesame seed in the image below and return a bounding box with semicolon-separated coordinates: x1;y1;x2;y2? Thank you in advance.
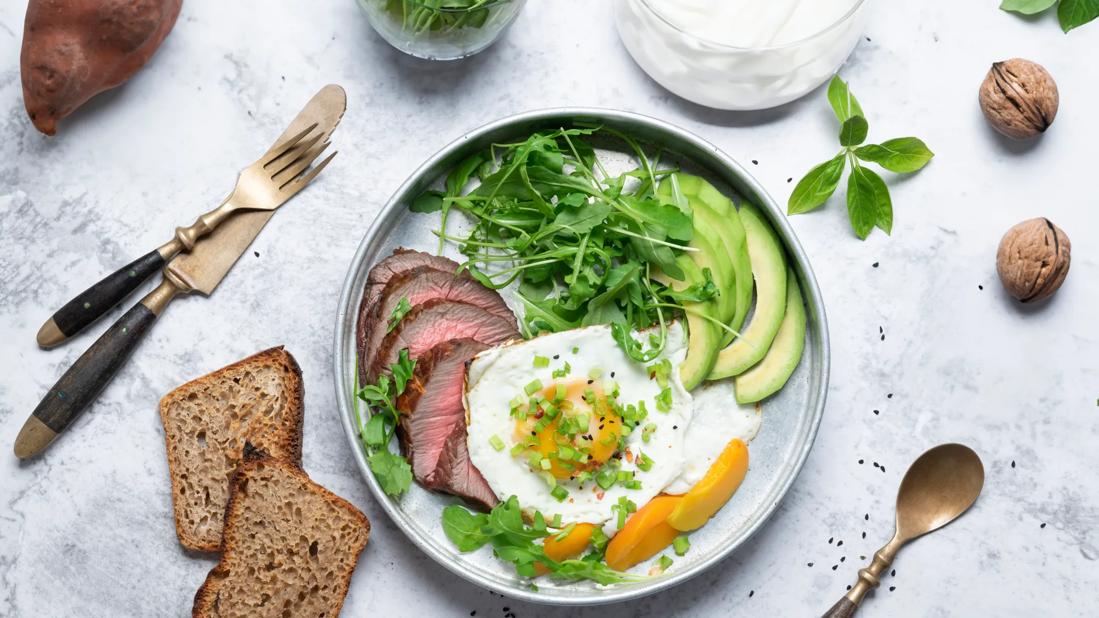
610;372;616;378
253;251;260;258
787;177;793;183
873;410;880;415
978;285;984;290
887;393;893;399
832;565;838;571
587;379;594;385
1011;460;1016;468
873;462;879;468
840;556;846;562
891;569;896;577
749;590;754;598
847;585;852;590
471;612;477;617
673;425;678;430
858;459;864;464
1041;523;1047;529
889;586;896;592
829;537;834;544
872;262;879;268
553;354;560;360
837;540;844;547
865;514;869;521
862;532;866;539
881;334;885;341
808;562;814;567
860;555;866;560
752;160;759;165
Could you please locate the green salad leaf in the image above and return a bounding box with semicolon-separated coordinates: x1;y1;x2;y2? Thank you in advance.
788;76;933;240
412;127;706;361
442;497;641;585
354;349;417;497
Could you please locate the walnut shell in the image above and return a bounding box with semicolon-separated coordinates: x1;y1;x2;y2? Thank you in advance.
979;59;1059;140
996;218;1071;303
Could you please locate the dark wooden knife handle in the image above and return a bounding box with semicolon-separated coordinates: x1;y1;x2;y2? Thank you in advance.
821;597;859;618
41;249;165;347
31;301;159;436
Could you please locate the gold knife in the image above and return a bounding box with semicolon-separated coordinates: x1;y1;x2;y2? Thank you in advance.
14;84;348;459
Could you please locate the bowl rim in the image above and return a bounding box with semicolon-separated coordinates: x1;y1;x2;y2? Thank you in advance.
332;107;830;605
633;0;869;52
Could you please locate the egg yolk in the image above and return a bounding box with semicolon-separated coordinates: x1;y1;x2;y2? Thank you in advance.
514;381;624;480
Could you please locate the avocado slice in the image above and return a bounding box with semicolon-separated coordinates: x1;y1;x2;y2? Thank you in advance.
684;215;735;325
708;203;788;380
653;256;720;390
658;175;752;343
734;266;806;403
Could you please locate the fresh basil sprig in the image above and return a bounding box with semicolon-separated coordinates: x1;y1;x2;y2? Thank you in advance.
355;349;416;497
788;76;934;240
1001;0;1099;32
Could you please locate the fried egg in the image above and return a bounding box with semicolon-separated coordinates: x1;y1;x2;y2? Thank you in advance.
466;323;692;525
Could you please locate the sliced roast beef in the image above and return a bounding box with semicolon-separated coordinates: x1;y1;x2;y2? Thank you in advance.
367;298;519;382
355;249;470;383
358;265;514;382
396;338;497;511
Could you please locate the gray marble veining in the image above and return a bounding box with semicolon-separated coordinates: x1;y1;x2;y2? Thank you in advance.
1;1;1097;616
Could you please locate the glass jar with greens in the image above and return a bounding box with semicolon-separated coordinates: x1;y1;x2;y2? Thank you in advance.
358;0;526;60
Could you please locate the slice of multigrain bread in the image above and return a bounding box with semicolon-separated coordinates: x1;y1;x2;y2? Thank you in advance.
160;347;304;552
192;454;370;618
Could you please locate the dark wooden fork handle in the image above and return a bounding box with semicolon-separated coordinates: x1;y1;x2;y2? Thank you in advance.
37;249;165;348
822;597;858;618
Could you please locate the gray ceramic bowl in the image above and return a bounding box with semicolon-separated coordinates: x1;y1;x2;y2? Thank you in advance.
333;108;829;605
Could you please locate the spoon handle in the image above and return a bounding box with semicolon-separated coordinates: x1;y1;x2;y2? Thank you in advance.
820;537;901;618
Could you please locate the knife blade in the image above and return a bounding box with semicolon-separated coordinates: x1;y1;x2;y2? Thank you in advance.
14;85;347;459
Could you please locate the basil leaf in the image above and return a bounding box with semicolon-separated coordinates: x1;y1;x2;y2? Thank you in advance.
410;190;444;213
827;75;864;123
1000;0;1057;14
788;152;847;214
854;138;935;173
839;116;869;147
368;450;413;497
1058;0;1099;31
846;166;893;240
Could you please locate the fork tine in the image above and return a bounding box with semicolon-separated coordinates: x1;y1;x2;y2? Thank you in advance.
268;133;325;179
280;151;337;192
273;140;331;186
262;122;319;167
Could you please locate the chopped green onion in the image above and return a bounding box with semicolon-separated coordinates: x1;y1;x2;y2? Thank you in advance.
571;346;580;354
551;513;563;528
554;522;576;541
550;485;569;502
637;452;654;472
525;379;543;395
489;435;505;451
655;387;673;412
540;472;557;488
552;361;572;379
616;508;627;529
673;535;690;556
533;355;550;368
558;445;577;461
554;383;567;402
623;480;642;490
616;470;634;483
588;367;603;379
590;527;609;553
642;423;657;443
540;458;552;471
596;469;617;490
656;555;673;571
528;452;543;468
510;443;525;457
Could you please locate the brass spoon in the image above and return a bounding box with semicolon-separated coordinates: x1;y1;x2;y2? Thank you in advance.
822;443;985;617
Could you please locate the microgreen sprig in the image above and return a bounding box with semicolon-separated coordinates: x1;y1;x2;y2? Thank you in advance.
354;349;417;497
788;76;934;240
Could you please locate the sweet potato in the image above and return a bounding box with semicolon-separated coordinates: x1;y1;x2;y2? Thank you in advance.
20;0;183;135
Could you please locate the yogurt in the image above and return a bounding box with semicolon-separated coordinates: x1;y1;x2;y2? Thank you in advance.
615;0;869;110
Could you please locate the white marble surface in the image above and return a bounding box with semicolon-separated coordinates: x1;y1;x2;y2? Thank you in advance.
2;1;1098;616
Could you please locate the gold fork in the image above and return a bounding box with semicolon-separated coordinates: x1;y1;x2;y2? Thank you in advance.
37;123;337;348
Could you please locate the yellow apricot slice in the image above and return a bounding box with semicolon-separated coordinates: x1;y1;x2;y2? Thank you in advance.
544;523;596;563
666;439;749;532
605;496;682;571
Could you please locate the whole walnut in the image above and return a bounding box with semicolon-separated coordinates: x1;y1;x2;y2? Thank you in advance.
996;218;1071;303
979;59;1059;140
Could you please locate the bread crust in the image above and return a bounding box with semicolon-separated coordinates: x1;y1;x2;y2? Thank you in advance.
159;346;305;552
191;457;370;618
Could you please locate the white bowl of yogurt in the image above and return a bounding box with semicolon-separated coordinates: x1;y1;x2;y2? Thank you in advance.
615;0;870;110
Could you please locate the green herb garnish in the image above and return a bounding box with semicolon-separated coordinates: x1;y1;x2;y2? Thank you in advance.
377;0;495;35
673;535;690;556
788;76;934;240
1001;0;1099;32
415;127;704;362
355;349;416;496
386;296;412;333
441;497;639;584
656;554;673;572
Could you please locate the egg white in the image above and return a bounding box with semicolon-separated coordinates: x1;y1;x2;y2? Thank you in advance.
664;381;761;495
466;323;692;525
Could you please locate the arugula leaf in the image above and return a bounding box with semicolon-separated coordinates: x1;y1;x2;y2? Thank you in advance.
441;497;639;585
847;165;893;239
1000;0;1058;14
368;450;413;497
1058;0;1099;31
387;297;412;333
410;190;444;213
854;138;935;173
827;75;864;122
788;152;846;214
446;153;487;196
839;116;869;147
